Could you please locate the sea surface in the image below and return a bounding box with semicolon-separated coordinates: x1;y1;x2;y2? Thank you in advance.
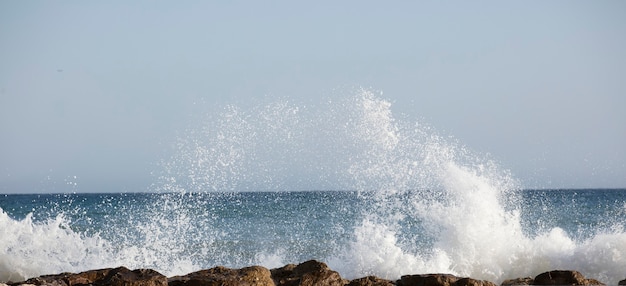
1;91;625;284
2;189;625;284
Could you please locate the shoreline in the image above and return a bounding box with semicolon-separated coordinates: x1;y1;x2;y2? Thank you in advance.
3;260;621;286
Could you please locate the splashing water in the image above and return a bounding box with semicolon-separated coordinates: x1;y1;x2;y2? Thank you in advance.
1;88;625;284
159;88;626;283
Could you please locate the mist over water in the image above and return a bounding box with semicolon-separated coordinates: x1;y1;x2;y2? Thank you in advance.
1;89;625;284
151;88;626;283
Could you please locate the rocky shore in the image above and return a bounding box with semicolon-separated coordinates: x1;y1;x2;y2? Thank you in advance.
2;260;624;286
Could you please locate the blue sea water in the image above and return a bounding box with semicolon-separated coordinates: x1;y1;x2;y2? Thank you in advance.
1;190;625;284
1;91;625;284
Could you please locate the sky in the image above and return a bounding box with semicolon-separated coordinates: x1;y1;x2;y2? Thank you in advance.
1;1;625;193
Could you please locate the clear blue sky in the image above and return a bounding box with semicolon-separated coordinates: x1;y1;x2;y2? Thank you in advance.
1;1;625;193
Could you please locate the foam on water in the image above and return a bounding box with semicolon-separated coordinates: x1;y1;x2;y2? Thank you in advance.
0;193;208;282
319;90;625;284
1;88;625;284
0;209;111;282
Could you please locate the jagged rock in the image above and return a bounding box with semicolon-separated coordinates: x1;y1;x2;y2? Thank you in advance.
397;274;495;286
270;260;348;286
500;277;533;286
398;274;458;286
348;276;395;286
533;270;604;285
453;277;496;286
65;268;112;285
8;267;166;286
10;272;74;286
168;265;273;286
12;270;106;286
618;279;626;285
99;267;167;286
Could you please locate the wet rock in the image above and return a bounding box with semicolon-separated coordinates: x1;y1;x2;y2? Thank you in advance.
533;270;604;285
453;277;496;286
398;274;458;286
270;260;348;286
397;274;495;286
348;276;395;286
500;277;533;286
168;265;273;286
65;268;112;285
10;272;74;286
8;267;166;286
99;267;167;286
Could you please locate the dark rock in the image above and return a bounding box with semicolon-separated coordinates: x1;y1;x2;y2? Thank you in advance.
348;276;395;286
271;260;348;286
397;274;495;286
454;277;496;286
9;267;166;286
98;267;167;286
168;265;273;286
534;270;604;285
10;271;78;286
66;268;112;285
500;277;533;286
15;272;73;286
618;279;626;285
398;273;458;286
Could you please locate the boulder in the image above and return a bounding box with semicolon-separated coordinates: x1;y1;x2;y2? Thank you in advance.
453;278;496;286
533;270;604;285
348;276;395;286
500;277;533;286
65;268;112;285
397;274;495;286
270;260;348;286
98;267;167;286
8;267;166;286
168;265;273;286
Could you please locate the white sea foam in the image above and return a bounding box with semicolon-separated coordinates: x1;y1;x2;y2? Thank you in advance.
2;88;624;284
323;90;625;284
0;209;112;282
0;194;203;282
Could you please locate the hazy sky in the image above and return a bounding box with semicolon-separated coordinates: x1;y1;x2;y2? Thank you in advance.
1;1;625;193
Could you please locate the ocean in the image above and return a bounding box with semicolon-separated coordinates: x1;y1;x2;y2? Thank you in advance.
1;91;625;284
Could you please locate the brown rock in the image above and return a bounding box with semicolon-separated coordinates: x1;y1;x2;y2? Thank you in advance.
398;274;459;286
11;272;74;286
348;276;395;286
10;267;166;286
500;277;533;286
13;269;111;286
168;265;273;286
66;268;112;285
397;274;495;286
533;270;604;285
270;260;348;286
454;277;496;286
98;267;167;286
585;279;604;286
